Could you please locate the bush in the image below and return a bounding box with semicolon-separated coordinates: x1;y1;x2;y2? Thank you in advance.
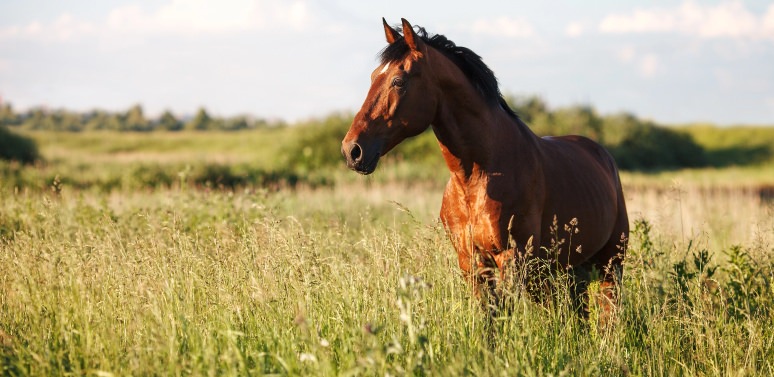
284;113;352;173
0;126;40;164
284;113;446;173
391;129;444;166
609;123;706;170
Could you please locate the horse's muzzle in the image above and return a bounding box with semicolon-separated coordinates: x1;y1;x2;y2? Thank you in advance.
342;141;381;175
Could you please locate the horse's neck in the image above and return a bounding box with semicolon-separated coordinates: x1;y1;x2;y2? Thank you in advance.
432;97;541;184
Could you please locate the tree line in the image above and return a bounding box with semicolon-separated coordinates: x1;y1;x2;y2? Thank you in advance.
0;104;285;132
505;96;707;170
2;97;756;171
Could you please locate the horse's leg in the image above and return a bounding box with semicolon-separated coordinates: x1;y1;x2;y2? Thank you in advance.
597;260;623;330
491;235;539;312
454;243;501;317
569;264;592;319
589;219;628;330
492;249;514;282
475;253;502;317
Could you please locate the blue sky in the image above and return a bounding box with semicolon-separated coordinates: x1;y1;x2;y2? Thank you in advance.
1;0;773;125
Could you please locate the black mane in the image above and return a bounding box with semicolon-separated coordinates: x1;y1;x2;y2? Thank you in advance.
379;25;518;119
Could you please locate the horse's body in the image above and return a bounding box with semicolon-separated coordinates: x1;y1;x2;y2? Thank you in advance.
342;19;628;322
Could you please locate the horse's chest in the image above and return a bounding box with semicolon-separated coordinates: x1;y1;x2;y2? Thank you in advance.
440;182;504;256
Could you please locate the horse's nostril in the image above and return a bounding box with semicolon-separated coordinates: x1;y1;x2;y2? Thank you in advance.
350;143;362;162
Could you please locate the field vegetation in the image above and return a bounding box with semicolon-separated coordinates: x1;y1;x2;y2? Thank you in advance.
1;99;773;375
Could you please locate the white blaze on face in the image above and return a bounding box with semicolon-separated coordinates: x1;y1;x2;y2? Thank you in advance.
379;62;390;75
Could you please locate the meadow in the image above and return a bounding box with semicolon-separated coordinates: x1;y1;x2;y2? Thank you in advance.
1;127;774;375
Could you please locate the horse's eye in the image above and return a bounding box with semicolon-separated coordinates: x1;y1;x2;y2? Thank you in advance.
391;77;405;88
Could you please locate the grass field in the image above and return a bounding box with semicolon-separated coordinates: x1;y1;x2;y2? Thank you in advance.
1;130;773;375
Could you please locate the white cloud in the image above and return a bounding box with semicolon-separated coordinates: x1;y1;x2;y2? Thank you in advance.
51;13;96;40
599;0;774;40
0;0;319;42
764;4;774;35
107;0;313;34
599;8;673;34
0;26;20;40
0;13;94;42
639;54;660;78
565;21;585;38
153;0;259;32
614;47;661;78
465;16;535;38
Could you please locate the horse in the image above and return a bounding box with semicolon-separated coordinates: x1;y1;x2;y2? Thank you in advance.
341;18;628;324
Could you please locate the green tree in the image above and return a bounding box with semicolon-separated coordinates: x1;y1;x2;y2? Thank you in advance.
158;110;183;131
601;112;640;147
224;116;249;131
610;122;706;170
124;104;150;131
21;109;52;130
506;95;549;124
83;110;120;130
0;126;40;164
285;113;352;173
551;105;604;142
0;103;19;127
52;110;83;132
185;108;212;131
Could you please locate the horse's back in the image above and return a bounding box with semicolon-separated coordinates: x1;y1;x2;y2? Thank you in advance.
539;135;621;193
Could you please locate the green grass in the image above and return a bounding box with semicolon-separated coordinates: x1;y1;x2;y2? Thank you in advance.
677;124;774;167
1;129;328;192
1;129;773;375
1;181;773;375
26;128;291;161
8;127;774;195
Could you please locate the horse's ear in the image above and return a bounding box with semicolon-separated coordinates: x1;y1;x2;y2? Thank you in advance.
401;18;422;51
383;18;400;44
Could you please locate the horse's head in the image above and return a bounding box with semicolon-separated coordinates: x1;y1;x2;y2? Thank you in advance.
342;18;438;175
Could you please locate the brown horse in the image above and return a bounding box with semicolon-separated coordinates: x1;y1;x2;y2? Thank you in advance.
342;18;628;322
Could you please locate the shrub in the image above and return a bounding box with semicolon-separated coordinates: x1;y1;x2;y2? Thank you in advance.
284;112;449;174
0;126;40;164
609;123;706;170
390;129;444;167
284;113;352;173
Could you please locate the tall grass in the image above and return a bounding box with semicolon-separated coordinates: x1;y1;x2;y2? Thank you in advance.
1;129;773;375
1;179;772;375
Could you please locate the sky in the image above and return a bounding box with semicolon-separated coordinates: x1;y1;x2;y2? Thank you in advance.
1;0;773;125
